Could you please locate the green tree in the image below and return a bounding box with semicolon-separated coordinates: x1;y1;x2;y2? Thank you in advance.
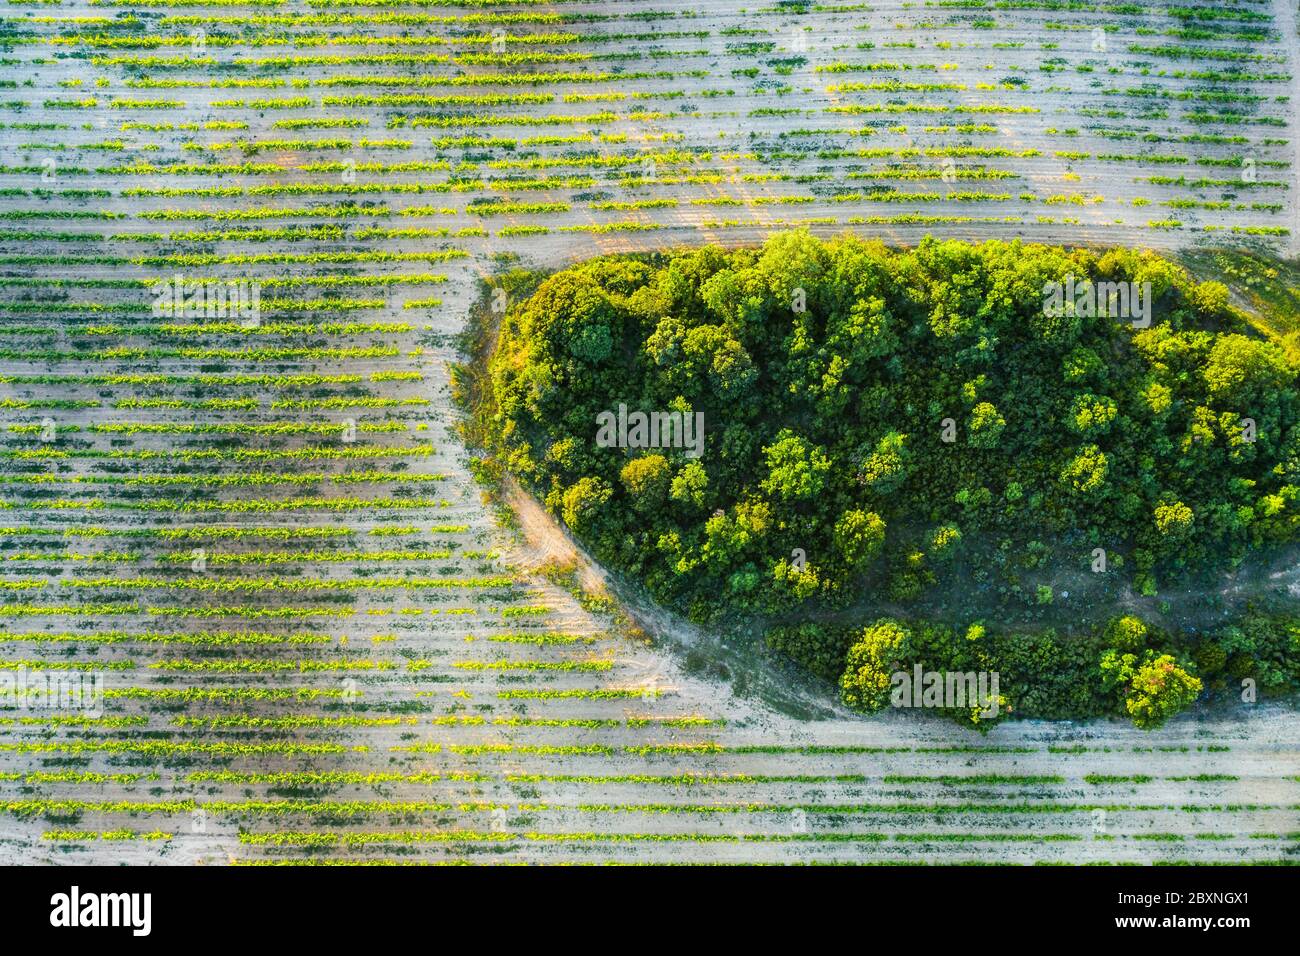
1154;500;1194;538
839;619;912;712
619;455;671;512
1203;334;1292;404
560;476;611;531
833;509;887;569
1060;444;1109;496
968;402;1006;449
669;459;708;509
1124;655;1202;729
858;431;909;492
929;523;962;561
760;429;831;501
1069;393;1118;436
1104;615;1148;652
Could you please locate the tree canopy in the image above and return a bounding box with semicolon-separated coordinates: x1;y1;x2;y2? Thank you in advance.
484;231;1300;724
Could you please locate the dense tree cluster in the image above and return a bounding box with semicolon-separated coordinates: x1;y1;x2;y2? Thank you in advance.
485;231;1300;722
772;610;1296;729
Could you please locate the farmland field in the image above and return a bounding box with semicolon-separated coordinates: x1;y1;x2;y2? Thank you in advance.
1;0;1298;868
